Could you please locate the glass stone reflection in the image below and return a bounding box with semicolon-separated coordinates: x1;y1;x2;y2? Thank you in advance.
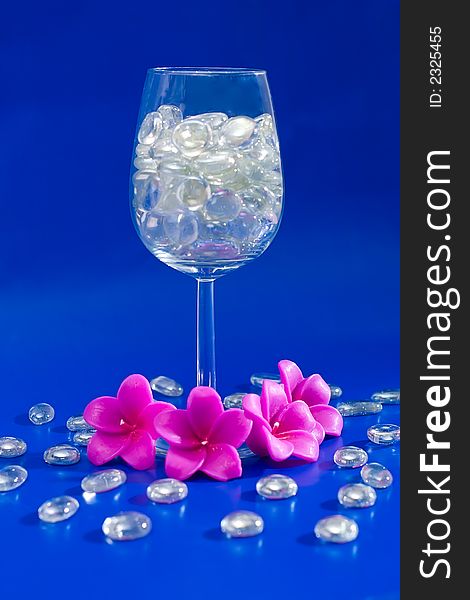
371;389;400;404
38;496;79;523
0;436;27;458
250;373;281;388
220;511;264;538
256;474;298;500
333;446;368;468
328;384;343;398
146;478;188;504
223;393;245;409
81;469;127;493
338;483;377;508
367;424;400;445
44;444;80;466
73;431;95;446
314;515;359;544
66;415;90;431
102;512;152;541
28;403;55;425
361;462;394;489
0;465;28;492
336;401;383;417
150;376;183;397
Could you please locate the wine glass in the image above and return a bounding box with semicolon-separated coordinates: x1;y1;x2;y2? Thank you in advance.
130;67;283;388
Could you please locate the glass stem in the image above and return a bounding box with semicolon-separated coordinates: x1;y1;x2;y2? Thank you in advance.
196;278;216;388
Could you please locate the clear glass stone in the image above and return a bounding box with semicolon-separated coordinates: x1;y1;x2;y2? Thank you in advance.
187;112;228;129
133;156;158;171
361;462;393;489
241;185;276;214
44;444;80;466
204;190;242;223
329;384;343;398
193;149;237;181
28;403;55;425
147;478;188;504
73;430;95;446
38;495;79;523
163;212;199;246
102;512;152;541
367;423;400;445
0;465;28;492
138;111;163;145
0;436;27;458
157;104;183;129
371;389;400;404
81;469;127;493
150;375;183;397
314;515;359;543
256;474;298;500
338;483;377;508
255;113;278;148
66;415;90;432
134;175;162;212
221;116;257;148
336;401;383;417
172;119;212;157
177;177;210;211
223;393;245;409
250;372;281;387
135;143;151;156
333;446;368;468
154;190;185;215
220;511;264;538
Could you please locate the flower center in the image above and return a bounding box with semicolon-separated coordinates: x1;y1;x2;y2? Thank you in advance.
272;422;280;434
201;440;209;446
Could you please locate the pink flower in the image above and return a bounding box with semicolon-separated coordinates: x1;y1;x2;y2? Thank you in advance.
84;374;172;470
278;359;343;436
154;386;252;481
243;380;324;462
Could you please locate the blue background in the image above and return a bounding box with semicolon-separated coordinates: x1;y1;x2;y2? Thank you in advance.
0;1;399;598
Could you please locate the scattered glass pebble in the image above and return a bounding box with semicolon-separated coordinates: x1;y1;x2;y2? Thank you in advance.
150;376;183;397
66;415;90;431
361;462;393;489
314;515;359;544
220;511;264;538
329;384;343;398
336;401;383;417
223;393;245;409
102;512;152;541
333;446;368;468
81;469;127;493
250;372;281;388
73;430;95;446
44;444;80;466
0;465;28;492
38;496;79;523
256;474;298;500
367;423;400;445
28;403;55;425
371;389;400;404
147;478;188;504
0;436;27;458
338;483;377;508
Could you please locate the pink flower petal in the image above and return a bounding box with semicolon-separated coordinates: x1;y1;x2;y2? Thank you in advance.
165;445;206;480
246;423;294;461
154;407;200;448
276;400;315;434
293;373;331;406
137;402;173;438
208;409;252;448
117;374;154;423
118;429;156;470
278;359;304;402
309;404;343;436
84;396;127;433
260;380;289;422
187;386;224;440
312;420;326;444
200;443;242;481
87;431;129;465
278;430;319;462
242;394;271;431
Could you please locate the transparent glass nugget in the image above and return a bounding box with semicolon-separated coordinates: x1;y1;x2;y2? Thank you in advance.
38;496;79;523
361;462;393;489
336;401;383;417
147;478;188;504
0;465;28;492
44;444;80;466
250;373;281;387
81;469;127;493
221;511;264;538
0;436;27;458
66;415;90;431
223;393;245;409
73;431;95;446
102;512;152;541
150;376;183;397
329;385;343;398
367;424;400;445
29;403;55;425
256;474;298;500
371;389;400;404
338;483;377;508
333;446;368;468
314;515;359;543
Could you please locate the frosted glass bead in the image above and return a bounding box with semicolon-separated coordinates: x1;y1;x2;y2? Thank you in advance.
150;376;183;397
187;112;228;129
333;446;368;468
0;465;28;492
250;372;281;387
177;177;210;211
102;511;152;541
172;120;212;157
221;116;257;148
314;515;359;543
81;469;127;493
147;478;188;504
163;213;199;246
367;424;400;445
73;431;95;446
338;483;377;508
337;401;383;417
138;111;163;145
29;403;55;425
38;496;79;523
223;393;245;409
157;104;183;129
221;511;264;538
0;436;27;458
66;415;90;432
361;462;393;489
371;389;400;404
204;190;242;222
44;444;80;466
256;474;298;500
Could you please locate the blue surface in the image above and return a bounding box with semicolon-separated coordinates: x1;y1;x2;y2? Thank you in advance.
0;0;399;598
